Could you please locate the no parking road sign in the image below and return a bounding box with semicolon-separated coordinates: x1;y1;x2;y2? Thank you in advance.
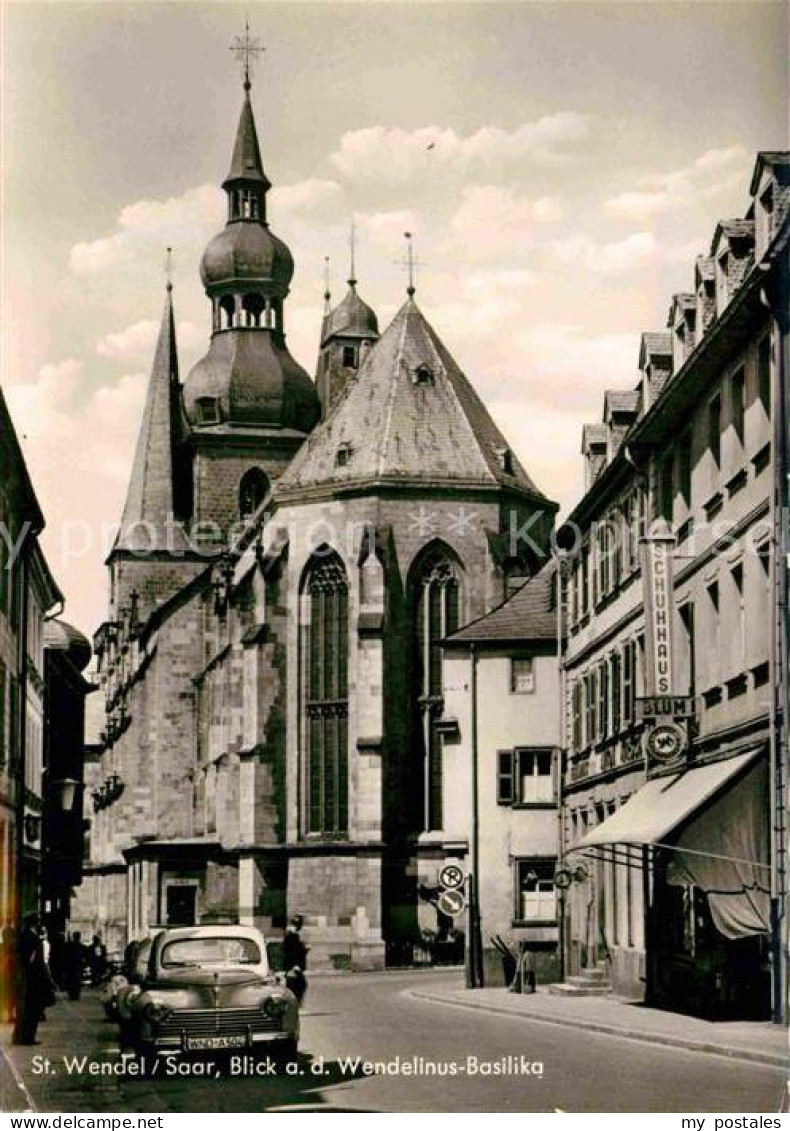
439;864;464;890
437;887;467;918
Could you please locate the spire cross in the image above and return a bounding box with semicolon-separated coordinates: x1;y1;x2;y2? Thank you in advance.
323;256;331;311
230;19;264;92
394;231;424;297
164;246;174;293
348;221;357;286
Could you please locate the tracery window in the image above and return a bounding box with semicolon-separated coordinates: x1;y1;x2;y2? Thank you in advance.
303;551;349;836
411;544;462;832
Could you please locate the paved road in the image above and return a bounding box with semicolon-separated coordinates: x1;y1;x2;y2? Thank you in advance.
4;972;786;1113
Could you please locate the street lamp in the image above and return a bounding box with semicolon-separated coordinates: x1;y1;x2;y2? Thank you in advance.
50;778;79;813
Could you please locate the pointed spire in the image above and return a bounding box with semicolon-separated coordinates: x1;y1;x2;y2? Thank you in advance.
223;93;270;189
115;276;185;552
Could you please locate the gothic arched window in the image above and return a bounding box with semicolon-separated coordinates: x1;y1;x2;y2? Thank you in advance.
410;543;463;832
238;468;269;518
302;550;349;837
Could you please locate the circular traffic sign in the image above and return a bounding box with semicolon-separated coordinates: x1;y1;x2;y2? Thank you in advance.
437;888;467;918
646;721;686;765
439;864;464;891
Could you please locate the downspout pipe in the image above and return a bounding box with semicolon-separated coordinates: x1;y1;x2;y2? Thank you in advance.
14;552;30;930
470;642;484;987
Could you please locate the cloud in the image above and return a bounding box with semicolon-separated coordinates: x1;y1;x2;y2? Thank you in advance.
516;324;639;391
96;318;203;362
329;114;591;183
68;179;344;279
5;360;149;627
553;231;658;277
463;268;537;296
444;186;562;262
356;209;421;249
604;145;751;223
271;179;342;215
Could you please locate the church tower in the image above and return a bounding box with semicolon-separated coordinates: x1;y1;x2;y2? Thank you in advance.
182;70;320;534
316;238;379;419
107;278;202;626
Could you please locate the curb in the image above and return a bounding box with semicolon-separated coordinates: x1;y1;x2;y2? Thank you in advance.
409;989;790;1070
308;964;463;979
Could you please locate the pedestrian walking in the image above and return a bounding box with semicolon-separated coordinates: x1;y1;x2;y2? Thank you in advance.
63;931;85;1001
282;915;308;1005
12;915;54;1046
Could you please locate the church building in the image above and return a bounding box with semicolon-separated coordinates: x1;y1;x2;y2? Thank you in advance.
75;66;557;967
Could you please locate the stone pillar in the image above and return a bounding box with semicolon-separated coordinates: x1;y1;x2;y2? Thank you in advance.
238;856;255;926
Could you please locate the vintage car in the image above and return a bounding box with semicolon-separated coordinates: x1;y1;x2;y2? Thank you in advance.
121;925;299;1062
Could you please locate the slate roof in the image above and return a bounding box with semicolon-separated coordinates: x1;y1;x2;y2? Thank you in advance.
604;389;640;416
695;256;715;282
275;298;552;502
711;218;755;252
639;332;673;366
321;282;379;346
114;288;191;554
444;564;558;646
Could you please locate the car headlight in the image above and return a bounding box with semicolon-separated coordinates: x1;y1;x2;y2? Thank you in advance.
143;999;173;1023
262;995;288;1018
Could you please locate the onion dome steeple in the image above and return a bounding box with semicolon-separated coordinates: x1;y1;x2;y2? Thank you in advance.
183;52;319;434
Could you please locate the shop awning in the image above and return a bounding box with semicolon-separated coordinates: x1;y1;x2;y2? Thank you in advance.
575;747;762;849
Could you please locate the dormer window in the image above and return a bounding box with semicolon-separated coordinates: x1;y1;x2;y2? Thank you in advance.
413;364;434;386
342;345;358;369
497;447;515;475
336;443;352;468
196;397;221;425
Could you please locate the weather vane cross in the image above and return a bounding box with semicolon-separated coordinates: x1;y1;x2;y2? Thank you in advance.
323;255;332;311
348;221;357;286
394;231;425;297
230;19;264;91
164;246;174;293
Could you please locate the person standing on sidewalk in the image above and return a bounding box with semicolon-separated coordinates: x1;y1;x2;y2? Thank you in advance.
12;915;52;1046
88;934;108;986
282;915;308;1005
63;931;85;1001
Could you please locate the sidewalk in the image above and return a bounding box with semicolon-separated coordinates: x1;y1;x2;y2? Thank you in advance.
410;983;790;1069
0;993;159;1114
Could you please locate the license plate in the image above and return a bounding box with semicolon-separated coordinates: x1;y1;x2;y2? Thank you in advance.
185;1035;248;1051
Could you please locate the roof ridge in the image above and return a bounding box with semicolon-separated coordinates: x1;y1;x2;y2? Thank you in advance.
377;303;410;479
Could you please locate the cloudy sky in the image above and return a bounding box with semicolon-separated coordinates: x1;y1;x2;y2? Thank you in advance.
3;0;787;634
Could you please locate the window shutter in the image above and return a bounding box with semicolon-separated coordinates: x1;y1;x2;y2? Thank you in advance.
497;750;515;804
